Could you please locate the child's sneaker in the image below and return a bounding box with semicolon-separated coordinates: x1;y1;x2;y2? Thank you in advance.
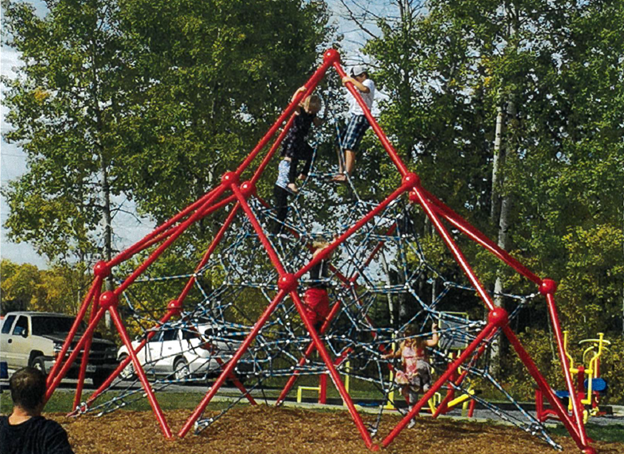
408;419;416;429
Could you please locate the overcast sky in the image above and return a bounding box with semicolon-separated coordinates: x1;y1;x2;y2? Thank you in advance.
0;0;387;268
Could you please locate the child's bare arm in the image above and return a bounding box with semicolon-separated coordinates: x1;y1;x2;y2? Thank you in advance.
382;341;404;359
292;86;307;103
426;324;439;347
342;76;370;93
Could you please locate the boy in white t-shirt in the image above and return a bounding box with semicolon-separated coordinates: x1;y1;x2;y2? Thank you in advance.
333;65;376;182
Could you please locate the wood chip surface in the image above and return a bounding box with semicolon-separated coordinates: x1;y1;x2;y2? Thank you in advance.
47;406;623;453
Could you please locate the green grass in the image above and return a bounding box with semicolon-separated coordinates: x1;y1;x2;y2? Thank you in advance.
0;390;233;415
548;423;624;444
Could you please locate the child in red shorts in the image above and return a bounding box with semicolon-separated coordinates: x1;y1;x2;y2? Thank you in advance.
302;241;333;332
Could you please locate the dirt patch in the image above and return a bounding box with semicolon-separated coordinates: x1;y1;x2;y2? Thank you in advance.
50;406;622;454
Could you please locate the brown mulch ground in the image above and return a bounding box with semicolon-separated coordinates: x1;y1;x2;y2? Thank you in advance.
50;406;622;454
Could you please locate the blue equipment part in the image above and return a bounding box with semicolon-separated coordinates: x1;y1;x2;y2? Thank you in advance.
585;378;608;393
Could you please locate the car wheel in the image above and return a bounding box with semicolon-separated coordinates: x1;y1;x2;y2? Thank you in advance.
173;357;190;381
30;356;47;375
118;355;135;380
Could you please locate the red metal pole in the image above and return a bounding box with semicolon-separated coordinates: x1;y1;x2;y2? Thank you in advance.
47;276;102;383
72;307;181;414
319;373;328;404
382;317;500;448
433;329;497;418
420;188;542;284
332;62;409;177
112;190;237;268
109;185;223;267
275;222;402;404
230;183;286;275
275;301;342;405
72;284;102;410
255;194;355;289
108;305;173;438
249;112;296;187
213;356;257;405
115;185;229;295
289;291;376;449
179;289;289;438
296;179;414;280
503;325;593;452
543;290;588;432
175;202;242;307
46;305;108;401
410;184;496;311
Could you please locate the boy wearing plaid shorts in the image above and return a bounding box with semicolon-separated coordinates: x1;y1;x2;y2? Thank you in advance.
333;65;375;182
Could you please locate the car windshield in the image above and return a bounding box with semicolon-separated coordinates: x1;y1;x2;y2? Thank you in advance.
31;316;86;335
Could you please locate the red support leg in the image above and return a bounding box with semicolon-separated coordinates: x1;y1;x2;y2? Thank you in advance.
108;306;173;438
382;317;500;448
420;188;542;284
409;184;495;311
179;290;289;438
503;325;592;452
319;373;328;405
72;284;101;410
544;291;588;430
70;306;182;415
47;276;103;384
275;301;342;406
289;291;376;450
46;306;108;401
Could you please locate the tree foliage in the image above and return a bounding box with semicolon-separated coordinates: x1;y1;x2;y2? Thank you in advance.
2;0;333;265
357;0;624;400
1;259;90;315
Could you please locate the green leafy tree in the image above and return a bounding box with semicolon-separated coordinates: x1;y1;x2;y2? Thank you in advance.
2;0;333;262
2;0;144;266
114;0;333;226
0;259;89;315
348;0;624;398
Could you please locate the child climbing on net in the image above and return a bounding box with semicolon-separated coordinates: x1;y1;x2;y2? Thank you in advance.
302;240;333;332
383;323;439;427
280;87;323;192
273;87;323;233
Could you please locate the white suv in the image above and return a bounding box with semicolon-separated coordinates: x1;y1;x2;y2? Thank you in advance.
0;312;118;387
117;323;250;381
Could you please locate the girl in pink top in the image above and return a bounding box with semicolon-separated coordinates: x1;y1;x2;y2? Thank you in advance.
383;324;439;427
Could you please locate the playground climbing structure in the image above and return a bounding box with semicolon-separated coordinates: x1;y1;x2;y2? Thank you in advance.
46;50;598;454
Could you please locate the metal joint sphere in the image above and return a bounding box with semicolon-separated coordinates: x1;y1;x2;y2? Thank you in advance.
167;300;183;316
220;171;240;188
278;273;298;293
323;48;340;64
488;307;509;327
99;291;118;309
240;181;256;198
539;279;558;295
93;261;111;278
401;172;420;190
